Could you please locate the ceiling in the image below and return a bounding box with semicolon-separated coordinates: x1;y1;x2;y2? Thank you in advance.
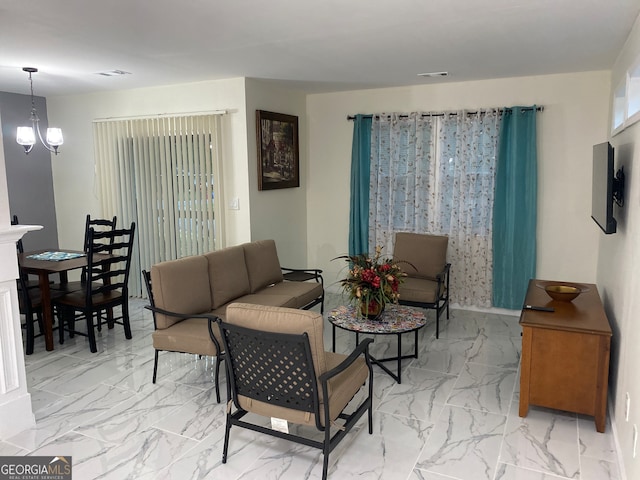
1;0;639;97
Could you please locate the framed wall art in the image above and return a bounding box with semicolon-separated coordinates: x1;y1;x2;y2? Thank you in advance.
256;110;299;190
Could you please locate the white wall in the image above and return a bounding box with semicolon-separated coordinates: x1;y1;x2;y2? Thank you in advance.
244;79;308;267
306;72;611;292
46;77;252;252
602;14;640;480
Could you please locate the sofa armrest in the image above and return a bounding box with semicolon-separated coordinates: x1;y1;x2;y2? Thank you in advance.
144;304;223;354
281;267;324;285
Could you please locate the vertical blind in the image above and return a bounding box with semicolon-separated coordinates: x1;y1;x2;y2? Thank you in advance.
93;114;224;296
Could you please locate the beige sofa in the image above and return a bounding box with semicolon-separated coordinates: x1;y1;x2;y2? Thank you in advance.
150;240;324;323
145;239;324;399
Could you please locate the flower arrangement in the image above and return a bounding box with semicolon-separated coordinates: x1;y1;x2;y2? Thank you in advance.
336;246;406;318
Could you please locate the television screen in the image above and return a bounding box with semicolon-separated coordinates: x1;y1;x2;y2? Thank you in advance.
591;141;616;234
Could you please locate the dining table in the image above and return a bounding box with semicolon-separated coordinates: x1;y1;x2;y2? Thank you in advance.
18;249;89;351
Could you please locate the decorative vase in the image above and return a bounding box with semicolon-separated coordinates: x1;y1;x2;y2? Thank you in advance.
359;299;385;320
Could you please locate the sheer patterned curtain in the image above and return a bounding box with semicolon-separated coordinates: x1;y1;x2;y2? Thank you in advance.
437;111;500;306
368;111;500;307
369;113;436;255
94;114;225;296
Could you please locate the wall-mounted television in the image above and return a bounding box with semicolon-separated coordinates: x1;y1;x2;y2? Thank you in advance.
591;141;624;234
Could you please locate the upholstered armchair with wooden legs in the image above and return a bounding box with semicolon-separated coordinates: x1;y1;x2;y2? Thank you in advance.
393;232;451;339
215;303;373;480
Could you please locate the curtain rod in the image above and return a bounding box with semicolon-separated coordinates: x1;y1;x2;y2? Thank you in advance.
347;106;543;121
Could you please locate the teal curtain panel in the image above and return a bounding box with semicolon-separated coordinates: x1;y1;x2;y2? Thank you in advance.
492;106;538;309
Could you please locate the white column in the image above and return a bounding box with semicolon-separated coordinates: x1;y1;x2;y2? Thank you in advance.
0;227;40;439
0;111;42;439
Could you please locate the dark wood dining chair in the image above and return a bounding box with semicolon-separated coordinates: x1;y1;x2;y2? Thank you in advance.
51;214;117;293
54;222;135;353
16;266;45;355
15;251;65;355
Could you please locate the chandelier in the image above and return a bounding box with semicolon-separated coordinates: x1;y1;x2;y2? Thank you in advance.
16;67;63;155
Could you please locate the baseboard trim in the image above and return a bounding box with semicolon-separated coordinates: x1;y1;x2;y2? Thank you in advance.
0;391;35;441
608;397;628;480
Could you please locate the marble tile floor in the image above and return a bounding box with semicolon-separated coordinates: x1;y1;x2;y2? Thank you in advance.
0;293;623;480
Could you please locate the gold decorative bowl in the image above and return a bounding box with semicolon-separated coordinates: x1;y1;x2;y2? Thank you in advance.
544;284;582;302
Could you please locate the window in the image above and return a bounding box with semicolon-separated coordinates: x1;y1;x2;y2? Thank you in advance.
94;114;224;296
369;111;500;307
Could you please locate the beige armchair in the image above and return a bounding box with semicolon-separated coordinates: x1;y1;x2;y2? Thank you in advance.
215;303;373;480
393;232;450;338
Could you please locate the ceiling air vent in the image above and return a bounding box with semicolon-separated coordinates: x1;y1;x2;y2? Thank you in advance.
417;71;448;78
96;70;132;77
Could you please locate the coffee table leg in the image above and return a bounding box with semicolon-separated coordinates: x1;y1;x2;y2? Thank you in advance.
397;333;402;384
332;325;336;353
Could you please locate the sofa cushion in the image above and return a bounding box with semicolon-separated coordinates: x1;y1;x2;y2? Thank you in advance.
205;245;251;310
209;293;298;322
152;317;220;356
232;293;297;309
243;239;284;293
257;281;323;309
151;256;212;329
394;232;448;279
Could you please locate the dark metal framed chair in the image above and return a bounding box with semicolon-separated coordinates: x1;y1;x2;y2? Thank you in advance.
53;223;135;353
142;269;224;403
394;232;451;339
215;303;373;480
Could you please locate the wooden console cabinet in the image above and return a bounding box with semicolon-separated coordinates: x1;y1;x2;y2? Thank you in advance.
519;279;612;432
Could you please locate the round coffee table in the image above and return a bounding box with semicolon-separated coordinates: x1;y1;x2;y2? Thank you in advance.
327;304;427;383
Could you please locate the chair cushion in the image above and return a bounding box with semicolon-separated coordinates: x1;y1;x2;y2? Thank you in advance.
323;352;369;423
256;281;323;309
398;277;441;304
205;245;251;310
394;232;448;279
243;240;284;293
152;317;220;356
150;256;212;329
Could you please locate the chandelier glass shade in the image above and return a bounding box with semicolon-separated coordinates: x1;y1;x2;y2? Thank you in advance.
16;67;63;155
